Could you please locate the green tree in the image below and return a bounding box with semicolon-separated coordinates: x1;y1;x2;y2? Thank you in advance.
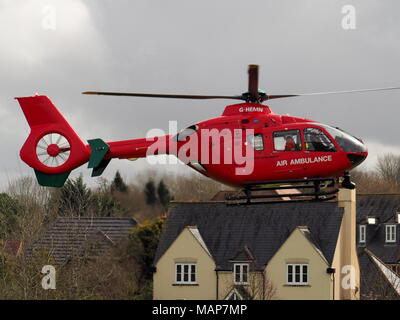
58;175;92;216
157;180;173;210
111;171;128;193
0;193;22;240
126;218;164;280
144;180;157;206
92;192;125;217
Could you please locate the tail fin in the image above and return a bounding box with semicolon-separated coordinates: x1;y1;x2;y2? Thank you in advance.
16;95;91;187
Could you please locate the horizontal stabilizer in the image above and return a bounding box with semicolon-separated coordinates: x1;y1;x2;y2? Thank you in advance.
88;138;111;176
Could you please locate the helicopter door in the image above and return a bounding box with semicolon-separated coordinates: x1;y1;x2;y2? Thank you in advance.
272;130;305;177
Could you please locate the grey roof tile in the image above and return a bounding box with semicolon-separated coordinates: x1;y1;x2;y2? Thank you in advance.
356;195;400;298
28;217;137;264
357;195;400;263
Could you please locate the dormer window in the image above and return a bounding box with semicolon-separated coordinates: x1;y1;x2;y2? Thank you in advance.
359;225;366;244
233;263;249;285
385;225;396;243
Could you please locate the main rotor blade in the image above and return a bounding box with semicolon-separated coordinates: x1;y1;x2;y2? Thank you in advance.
83;91;245;101
264;86;400;101
248;64;259;100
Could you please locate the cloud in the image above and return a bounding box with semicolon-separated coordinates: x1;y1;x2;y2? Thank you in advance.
358;140;400;171
0;0;104;64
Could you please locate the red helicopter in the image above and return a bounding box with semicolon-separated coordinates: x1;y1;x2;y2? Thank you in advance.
15;65;400;200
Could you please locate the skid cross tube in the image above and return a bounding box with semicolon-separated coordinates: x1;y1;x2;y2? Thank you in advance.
226;195;338;206
226;177;339;205
243;177;336;188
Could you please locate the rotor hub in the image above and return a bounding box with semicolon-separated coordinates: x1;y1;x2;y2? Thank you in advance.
241;90;267;103
47;144;60;157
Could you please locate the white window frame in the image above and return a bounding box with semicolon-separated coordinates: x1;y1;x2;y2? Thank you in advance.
287;264;309;286
359;225;366;244
233;263;249;285
175;263;197;284
385;225;396;243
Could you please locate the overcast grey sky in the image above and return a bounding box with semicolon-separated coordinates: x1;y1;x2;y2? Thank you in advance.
1;0;400;189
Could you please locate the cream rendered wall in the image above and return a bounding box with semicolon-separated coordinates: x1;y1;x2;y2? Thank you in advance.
335;188;360;300
331;227;343;300
153;227;217;300
266;228;333;300
218;271;233;300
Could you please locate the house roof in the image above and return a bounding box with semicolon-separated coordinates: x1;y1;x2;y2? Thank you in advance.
229;246;257;263
359;248;400;299
225;286;252;300
357;194;400;263
187;226;212;257
357;194;400;223
298;226;328;265
356;195;400;299
154;202;344;270
366;249;400;296
28;217;137;265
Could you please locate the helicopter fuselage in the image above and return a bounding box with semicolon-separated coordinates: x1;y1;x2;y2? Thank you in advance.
104;102;368;187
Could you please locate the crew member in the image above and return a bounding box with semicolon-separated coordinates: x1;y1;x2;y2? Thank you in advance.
285;136;296;151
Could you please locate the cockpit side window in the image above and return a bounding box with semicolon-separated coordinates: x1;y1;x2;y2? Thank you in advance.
273;130;302;151
173;125;199;142
304;128;336;152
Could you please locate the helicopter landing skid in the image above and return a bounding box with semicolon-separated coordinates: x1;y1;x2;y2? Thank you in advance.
226;177;339;205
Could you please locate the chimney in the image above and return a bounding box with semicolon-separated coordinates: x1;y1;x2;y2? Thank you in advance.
161;211;168;220
337;188;360;300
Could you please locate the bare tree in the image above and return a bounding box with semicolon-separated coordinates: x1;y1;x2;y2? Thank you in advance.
352;168;400;194
376;154;400;188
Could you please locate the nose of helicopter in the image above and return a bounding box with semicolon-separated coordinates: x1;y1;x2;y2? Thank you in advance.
347;151;368;169
319;124;368;169
345;135;368;169
343;135;368;169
